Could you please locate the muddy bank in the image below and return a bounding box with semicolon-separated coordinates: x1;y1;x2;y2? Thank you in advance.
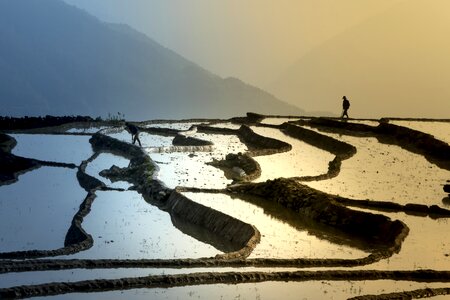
0;116;95;131
172;133;213;147
1;269;449;299
164;191;260;259
350;287;450;300
336;198;450;218
237;125;292;156
208;153;261;182
228;178;408;249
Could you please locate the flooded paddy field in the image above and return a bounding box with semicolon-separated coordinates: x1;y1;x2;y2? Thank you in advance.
250;126;335;182
301;126;450;205
0;167;84;252
0;115;449;299
11;134;92;164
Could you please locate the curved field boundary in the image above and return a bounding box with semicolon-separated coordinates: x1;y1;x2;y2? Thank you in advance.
349;287;450;300
0;192;95;260
0;270;449;299
281;123;357;181
336;198;450;218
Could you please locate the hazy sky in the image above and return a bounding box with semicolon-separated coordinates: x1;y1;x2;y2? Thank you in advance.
61;0;450;118
63;0;404;87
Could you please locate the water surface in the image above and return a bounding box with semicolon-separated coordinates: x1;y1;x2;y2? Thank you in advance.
11;134;92;164
0;167;85;252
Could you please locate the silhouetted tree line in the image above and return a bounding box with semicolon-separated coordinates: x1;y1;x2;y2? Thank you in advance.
0;115;96;130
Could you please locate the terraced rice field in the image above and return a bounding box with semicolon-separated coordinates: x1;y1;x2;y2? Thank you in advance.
0;116;449;299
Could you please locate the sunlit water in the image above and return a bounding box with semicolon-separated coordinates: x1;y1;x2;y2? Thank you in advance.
105;130;174;148
66;126;108;134
60;191;220;259
250;126;335;182
391;120;450;145
148;132;247;189
0;167;85;252
207;122;241;129
302;126;450;205
261;117;301;125
11;134;92;164
143;122;205;130
85;153;131;189
357;210;450;271
183;192;368;259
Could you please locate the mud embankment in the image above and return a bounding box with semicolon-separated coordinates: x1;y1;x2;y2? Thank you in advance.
237;125;292;156
1;269;449;299
164;191;260;259
228;178;409;250
208;153;261;182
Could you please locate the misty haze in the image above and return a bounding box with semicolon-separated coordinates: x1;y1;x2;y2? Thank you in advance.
0;1;449;299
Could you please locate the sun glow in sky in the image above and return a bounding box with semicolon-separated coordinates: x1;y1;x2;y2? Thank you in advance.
63;0;450;118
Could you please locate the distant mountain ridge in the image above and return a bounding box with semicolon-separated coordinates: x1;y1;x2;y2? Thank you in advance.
0;0;304;120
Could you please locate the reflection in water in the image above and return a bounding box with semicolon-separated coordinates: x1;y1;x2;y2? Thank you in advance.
31;281;450;300
250;126;335;182
303;128;450;205
85;153;131;189
11;134;93;164
183;192;368;259
62;191;220;259
0;167;85;252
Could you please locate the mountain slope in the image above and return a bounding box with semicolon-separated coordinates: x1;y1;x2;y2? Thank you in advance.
268;0;450;118
0;0;304;120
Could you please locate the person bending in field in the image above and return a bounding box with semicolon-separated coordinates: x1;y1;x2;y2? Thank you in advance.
125;122;142;147
341;96;350;118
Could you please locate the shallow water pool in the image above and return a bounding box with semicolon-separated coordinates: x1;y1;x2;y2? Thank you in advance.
62;191;221;259
302;126;450;205
250;126;335;182
0;167;85;252
11;134;92;165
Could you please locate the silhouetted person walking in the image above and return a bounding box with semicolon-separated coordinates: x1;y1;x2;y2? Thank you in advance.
125;122;142;147
341;96;350;118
